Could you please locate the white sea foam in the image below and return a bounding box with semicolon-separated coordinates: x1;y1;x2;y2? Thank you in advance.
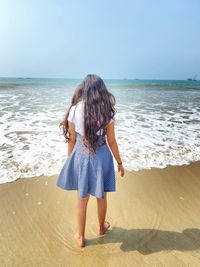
0;80;200;183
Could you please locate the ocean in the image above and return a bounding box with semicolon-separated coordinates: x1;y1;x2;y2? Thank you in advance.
0;77;200;184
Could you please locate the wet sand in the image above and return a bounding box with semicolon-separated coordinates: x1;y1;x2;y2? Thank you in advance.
1;162;200;266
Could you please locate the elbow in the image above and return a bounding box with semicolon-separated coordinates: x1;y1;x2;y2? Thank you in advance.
107;139;116;147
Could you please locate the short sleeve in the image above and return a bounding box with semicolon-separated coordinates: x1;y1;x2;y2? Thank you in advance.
68;105;76;123
109;113;116;124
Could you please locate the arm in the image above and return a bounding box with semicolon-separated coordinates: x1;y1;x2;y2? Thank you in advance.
105;121;125;177
68;121;77;156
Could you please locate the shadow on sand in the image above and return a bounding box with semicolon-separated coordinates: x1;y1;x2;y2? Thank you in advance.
86;227;200;254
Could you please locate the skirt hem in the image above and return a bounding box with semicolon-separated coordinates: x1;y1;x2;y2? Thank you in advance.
56;185;116;199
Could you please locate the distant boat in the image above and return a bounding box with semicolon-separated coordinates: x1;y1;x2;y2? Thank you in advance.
187;74;198;81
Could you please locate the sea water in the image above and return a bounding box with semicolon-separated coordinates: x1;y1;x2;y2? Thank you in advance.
0;77;200;183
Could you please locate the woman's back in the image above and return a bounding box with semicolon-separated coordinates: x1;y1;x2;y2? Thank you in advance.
68;100;115;136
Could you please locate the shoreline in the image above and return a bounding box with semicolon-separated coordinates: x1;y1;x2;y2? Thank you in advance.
1;159;200;186
1;161;200;266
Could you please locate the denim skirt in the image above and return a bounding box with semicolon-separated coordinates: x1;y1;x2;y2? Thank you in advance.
56;132;116;199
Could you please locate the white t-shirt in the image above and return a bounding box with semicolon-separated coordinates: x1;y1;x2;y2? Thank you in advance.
68;100;115;136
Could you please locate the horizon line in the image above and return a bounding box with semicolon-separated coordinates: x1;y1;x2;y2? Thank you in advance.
0;76;199;81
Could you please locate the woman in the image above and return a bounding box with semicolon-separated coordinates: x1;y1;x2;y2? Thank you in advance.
56;74;125;247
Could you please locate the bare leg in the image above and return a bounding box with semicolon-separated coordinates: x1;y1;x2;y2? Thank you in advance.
96;192;110;235
74;192;90;247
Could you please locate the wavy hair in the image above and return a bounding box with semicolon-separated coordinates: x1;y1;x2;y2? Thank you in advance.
59;74;116;154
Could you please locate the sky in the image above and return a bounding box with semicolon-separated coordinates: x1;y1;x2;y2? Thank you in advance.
0;0;199;80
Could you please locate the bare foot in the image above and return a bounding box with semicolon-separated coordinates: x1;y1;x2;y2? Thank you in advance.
74;232;85;247
98;221;111;236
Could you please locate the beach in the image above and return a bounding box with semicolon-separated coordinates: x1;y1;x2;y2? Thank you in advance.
1;78;200;266
1;162;200;266
1;0;200;264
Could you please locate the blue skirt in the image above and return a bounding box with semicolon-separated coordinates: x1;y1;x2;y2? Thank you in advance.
56;132;116;199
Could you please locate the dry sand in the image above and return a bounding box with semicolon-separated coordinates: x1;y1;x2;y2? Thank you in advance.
1;162;200;266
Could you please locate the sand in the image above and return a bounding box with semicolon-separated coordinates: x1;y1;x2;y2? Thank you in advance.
1;162;200;266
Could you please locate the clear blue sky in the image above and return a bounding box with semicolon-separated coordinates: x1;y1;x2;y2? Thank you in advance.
0;0;199;79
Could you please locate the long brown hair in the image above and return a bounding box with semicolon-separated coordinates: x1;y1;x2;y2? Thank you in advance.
59;74;116;154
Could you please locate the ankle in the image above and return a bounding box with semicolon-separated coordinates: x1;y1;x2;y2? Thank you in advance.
99;223;105;229
75;232;84;239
